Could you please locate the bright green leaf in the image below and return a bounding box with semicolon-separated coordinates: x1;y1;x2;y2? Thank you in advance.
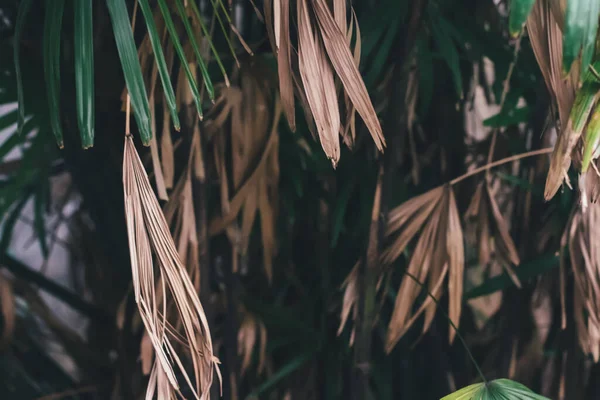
508;0;536;37
442;379;550;400
563;0;600;75
106;0;153;144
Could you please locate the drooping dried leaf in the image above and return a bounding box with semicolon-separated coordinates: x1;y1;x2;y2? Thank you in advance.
277;0;295;131
297;0;341;165
123;135;219;398
382;186;445;264
465;182;522;288
385;191;444;352
238;307;268;376
312;0;385;152
447;189;464;342
568;200;600;361
527;0;581;199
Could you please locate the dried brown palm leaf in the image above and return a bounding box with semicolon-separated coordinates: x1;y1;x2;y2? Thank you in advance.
208;76;282;281
0;274;15;348
568;200;600;361
123;135;219;399
276;0;295;131
384;185;465;350
385;191;445;352
298;0;341;165
312;0;384;151
465;182;522;287
527;0;579;199
238;307;268;376
382;186;445;264
447;189;464;342
337;261;359;345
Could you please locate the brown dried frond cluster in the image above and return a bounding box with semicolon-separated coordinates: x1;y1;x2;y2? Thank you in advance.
123;136;219;399
207;68;282;281
566;199;600;361
382;185;464;351
464;181;521;287
265;0;384;166
526;0;578;199
238;306;267;376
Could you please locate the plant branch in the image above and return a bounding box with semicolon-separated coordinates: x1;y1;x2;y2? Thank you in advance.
402;271;487;385
450;148;552;186
485;33;523;177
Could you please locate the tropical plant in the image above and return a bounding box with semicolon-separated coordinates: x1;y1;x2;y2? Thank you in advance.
2;0;600;399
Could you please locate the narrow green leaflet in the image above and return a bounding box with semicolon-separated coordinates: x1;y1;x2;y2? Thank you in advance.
174;0;215;101
188;0;230;86
508;0;536;37
442;379;550;400
43;0;65;148
157;0;204;119
431;14;463;99
568;79;600;136
14;0;34;135
106;0;153;144
582;102;600;172
249;351;316;397
417;35;434;114
138;0;181;131
34;181;49;258
74;0;95;148
563;0;600;75
465;254;558;299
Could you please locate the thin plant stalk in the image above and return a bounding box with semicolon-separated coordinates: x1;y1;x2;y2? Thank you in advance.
450;148;553;186
403;271;488;385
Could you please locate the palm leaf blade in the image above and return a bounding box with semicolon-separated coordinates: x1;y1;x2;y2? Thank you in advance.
106;0;153;144
74;0;95;148
43;0;65;148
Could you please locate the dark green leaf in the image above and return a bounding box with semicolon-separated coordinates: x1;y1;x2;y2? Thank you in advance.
74;0;95;148
34;182;49;258
248;351;316;397
417;35;434;115
0;192;30;255
157;0;204;119
14;0;34;136
106;0;152;144
188;0;230;85
138;0;181;131
331;178;356;248
483;106;530;127
174;0;215;101
465;254;558;299
508;0;536;37
431;15;463;99
563;0;600;75
43;0;65;148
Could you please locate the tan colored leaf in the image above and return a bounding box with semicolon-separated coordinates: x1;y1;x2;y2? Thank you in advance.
0;274;15;348
123;136;219;399
312;0;385;152
447;189;464;343
298;0;341;165
277;0;295;130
